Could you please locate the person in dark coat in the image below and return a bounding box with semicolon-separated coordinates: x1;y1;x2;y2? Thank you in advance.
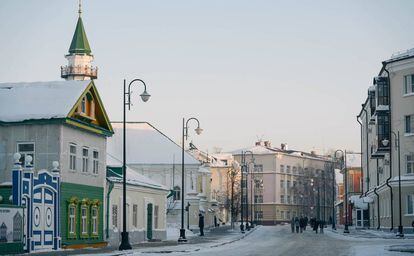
199;213;205;236
313;219;319;234
299;216;305;233
291;217;295;233
319;220;324;234
304;216;309;230
294;217;300;233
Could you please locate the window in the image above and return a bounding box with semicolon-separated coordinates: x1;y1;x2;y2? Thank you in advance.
68;205;76;236
254;195;263;203
280;195;285;203
92;150;99;174
287;180;291;188
375;76;389;106
405;115;414;134
132;204;138;228
69;144;77;171
82;147;89;173
154;205;159;229
112;205;118;228
81;97;86;113
377;113;390;148
280;179;284;188
286;166;291;173
292;166;297;174
408;195;414;215
241;180;247;188
286;195;290;204
404;75;414;95
17;142;35;167
173;186;181;201
280;211;284;219
280;165;284;173
406;154;414;174
91;206;98;236
81;206;88;235
254;164;263;172
255;211;263;219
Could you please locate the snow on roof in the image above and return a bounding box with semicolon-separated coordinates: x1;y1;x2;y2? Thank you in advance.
107;154;168;191
107;122;201;165
230;145;277;155
0;80;90;122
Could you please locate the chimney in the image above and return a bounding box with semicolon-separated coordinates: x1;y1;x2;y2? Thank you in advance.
264;141;271;147
311;150;317;156
255;141;264;146
281;143;288;150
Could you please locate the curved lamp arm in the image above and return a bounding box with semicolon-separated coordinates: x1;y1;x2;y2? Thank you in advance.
126;78;151;110
184;117;202;140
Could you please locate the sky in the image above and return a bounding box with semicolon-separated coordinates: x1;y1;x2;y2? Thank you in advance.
1;0;414;154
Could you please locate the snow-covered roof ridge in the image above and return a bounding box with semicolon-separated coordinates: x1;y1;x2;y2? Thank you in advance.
107;122;201;165
0;80;90;122
107;154;169;191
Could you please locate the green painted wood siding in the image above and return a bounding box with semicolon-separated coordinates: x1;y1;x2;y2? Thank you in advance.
60;182;104;246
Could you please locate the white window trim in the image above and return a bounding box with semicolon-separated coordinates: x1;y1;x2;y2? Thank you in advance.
92;149;99;175
81;206;88;235
82;147;89;174
69;143;77;172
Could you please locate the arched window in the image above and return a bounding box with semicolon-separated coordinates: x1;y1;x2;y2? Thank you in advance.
173;186;181;201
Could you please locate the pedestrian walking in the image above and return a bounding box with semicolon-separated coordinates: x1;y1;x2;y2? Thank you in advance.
319;220;324;234
291;217;295;233
199;213;205;236
295;216;300;233
304;216;308;230
299;216;305;233
313;219;319;234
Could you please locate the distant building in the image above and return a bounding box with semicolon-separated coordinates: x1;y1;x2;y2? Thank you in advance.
232;141;335;225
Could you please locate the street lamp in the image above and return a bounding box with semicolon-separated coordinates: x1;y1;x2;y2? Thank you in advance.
178;117;203;243
240;150;254;233
382;131;403;237
334;149;349;233
120;79;151;251
253;178;263;225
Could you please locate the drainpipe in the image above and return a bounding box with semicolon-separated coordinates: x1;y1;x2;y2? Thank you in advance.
374;159;381;229
383;65;394;231
362;108;370;196
357;115;364;197
106;179;115;239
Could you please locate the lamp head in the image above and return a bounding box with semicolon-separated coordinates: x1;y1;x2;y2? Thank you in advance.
195;126;203;135
382;138;389;147
140;90;151;102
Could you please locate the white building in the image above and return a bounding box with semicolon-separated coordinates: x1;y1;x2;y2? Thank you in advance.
107;122;214;230
358;48;414;233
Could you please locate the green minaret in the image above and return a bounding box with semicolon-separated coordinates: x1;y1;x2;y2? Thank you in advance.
61;0;97;80
68;15;92;55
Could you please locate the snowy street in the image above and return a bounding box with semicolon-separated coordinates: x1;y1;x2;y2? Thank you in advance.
112;225;414;256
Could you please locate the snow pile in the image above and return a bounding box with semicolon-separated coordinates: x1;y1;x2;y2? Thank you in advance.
0;80;90;122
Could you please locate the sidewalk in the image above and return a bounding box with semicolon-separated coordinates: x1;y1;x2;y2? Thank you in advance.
20;225;258;256
326;225;414;240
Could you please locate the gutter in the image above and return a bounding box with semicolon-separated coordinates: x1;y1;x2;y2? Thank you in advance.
106;178;114;239
362;108;370;196
375;159;381;229
356;115;364;197
383;65;394;231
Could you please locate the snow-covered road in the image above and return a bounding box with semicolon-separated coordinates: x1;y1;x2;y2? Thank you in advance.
135;225;413;256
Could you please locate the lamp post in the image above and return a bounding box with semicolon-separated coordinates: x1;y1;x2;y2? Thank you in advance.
253;178;263;225
382;132;403;237
119;79;151;251
178;117;203;243
240;151;254;233
331;161;336;230
334;149;349;233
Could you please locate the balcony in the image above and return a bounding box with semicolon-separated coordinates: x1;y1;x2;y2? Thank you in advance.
373;76;389;116
61;65;98;79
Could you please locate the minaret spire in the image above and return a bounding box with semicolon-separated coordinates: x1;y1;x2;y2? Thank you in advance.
61;0;98;81
78;0;82;17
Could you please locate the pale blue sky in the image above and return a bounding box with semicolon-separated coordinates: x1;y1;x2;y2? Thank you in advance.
1;1;413;154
